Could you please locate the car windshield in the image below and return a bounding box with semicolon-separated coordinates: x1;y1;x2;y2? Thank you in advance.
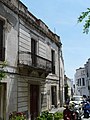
72;96;82;101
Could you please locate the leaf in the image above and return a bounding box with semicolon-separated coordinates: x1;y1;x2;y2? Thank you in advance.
78;8;90;34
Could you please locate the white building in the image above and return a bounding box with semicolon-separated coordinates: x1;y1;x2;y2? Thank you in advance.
0;0;64;119
74;67;89;96
85;58;90;96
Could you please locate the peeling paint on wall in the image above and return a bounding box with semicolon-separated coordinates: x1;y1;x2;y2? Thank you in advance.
0;3;18;30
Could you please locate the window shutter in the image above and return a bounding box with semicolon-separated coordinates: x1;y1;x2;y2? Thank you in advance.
0;20;5;61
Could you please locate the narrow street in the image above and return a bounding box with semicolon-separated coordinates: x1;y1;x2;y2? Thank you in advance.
59;105;90;120
0;0;90;119
82;117;90;120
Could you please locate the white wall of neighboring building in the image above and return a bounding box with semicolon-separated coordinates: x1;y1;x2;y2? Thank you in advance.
85;58;90;96
74;67;89;96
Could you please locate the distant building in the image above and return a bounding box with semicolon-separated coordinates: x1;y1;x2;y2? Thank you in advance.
64;75;72;101
84;58;90;96
74;67;89;96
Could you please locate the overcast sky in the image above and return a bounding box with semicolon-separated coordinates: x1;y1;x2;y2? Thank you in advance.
20;0;90;80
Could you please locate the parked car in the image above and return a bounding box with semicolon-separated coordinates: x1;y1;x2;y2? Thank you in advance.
70;96;83;105
69;96;83;119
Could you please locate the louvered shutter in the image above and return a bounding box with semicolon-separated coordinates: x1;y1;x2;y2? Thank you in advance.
0;20;5;61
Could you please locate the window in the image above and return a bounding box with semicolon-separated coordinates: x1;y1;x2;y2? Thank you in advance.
79;78;81;86
82;78;85;86
87;71;89;77
76;79;79;86
77;78;81;86
0;19;5;61
31;39;37;66
51;50;55;74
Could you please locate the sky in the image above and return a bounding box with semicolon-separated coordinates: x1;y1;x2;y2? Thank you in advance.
20;0;90;80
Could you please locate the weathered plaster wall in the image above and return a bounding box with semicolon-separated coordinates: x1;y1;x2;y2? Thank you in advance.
0;2;18;67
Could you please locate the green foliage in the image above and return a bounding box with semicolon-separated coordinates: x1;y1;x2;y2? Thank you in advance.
37;111;63;120
9;111;27;120
78;8;90;34
54;112;63;120
0;61;7;80
37;111;51;120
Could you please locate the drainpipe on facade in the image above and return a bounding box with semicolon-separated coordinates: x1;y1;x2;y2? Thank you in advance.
17;0;19;112
58;42;62;107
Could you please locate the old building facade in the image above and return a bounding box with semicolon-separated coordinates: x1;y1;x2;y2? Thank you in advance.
0;0;64;120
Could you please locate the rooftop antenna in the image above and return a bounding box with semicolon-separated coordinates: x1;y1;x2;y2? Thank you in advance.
54;27;56;33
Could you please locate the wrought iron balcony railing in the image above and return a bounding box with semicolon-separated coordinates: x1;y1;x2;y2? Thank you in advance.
18;51;52;72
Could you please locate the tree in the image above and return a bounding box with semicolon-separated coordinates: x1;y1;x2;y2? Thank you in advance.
78;8;90;34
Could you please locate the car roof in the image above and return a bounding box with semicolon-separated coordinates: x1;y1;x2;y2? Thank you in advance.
73;96;82;97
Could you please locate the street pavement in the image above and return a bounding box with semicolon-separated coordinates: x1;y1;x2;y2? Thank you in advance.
49;107;90;120
82;117;90;120
49;107;65;114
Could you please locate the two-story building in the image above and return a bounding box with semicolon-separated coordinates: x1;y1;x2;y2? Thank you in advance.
84;58;90;96
74;67;88;96
0;0;64;119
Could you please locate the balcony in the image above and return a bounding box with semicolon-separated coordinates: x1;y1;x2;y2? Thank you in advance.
18;51;52;77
